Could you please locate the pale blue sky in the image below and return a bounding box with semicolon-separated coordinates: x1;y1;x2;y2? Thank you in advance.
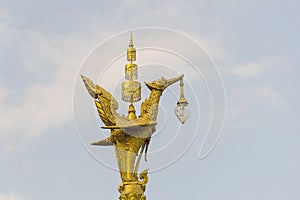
0;0;299;200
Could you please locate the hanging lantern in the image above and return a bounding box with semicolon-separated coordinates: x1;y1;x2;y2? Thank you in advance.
175;78;190;124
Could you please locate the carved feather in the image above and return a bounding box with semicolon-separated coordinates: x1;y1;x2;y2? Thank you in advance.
81;74;97;98
81;74;122;126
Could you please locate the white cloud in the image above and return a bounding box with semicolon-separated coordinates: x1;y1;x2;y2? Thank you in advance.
238;86;283;106
0;7;10;21
229;60;272;79
228;85;284;120
225;57;285;119
0;192;27;200
122;0;148;5
183;31;227;62
221;0;258;3
0;23;108;153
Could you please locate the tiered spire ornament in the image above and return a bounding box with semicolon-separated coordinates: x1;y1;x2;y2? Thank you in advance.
122;32;141;103
81;32;189;200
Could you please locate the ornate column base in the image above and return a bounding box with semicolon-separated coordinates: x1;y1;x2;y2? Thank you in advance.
118;181;146;200
118;170;148;200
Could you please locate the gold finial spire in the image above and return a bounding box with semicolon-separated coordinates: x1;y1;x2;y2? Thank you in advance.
129;31;133;47
127;31;136;62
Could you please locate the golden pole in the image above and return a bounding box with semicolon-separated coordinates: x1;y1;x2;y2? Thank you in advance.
81;32;187;200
